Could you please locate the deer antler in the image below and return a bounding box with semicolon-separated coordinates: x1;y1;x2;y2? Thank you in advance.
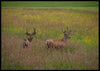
32;27;36;35
61;28;66;33
26;28;31;35
67;26;68;34
67;26;71;35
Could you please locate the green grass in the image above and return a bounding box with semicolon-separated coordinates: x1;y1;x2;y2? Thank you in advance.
1;1;99;11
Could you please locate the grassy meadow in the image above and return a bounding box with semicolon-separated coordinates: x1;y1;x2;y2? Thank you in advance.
1;1;99;11
1;1;99;70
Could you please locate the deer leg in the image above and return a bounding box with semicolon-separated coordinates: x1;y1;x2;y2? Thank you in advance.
23;43;25;48
23;40;26;48
47;43;49;49
23;41;27;48
51;43;54;48
28;42;31;47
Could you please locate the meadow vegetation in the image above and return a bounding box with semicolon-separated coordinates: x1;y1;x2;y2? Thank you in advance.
1;1;99;70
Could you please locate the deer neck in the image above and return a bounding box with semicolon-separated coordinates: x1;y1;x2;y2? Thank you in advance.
28;38;32;42
62;37;67;42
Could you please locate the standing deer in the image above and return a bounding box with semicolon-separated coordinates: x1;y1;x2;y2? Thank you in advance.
46;26;71;49
23;28;36;48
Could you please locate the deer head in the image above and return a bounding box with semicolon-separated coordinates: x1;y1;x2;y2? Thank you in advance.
26;27;36;42
62;26;71;41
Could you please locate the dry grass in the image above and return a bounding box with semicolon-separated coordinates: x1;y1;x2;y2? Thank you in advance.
1;8;99;70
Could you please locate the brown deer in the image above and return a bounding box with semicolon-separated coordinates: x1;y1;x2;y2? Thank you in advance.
46;26;71;49
23;28;36;48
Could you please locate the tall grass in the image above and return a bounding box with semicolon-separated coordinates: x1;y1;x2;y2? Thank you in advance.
1;8;99;70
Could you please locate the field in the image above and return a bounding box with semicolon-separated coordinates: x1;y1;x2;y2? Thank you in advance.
1;1;99;70
1;1;99;11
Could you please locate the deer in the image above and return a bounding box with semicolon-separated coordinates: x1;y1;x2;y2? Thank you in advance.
46;26;71;49
23;27;36;48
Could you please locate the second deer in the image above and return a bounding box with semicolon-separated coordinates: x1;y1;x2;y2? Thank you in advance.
46;26;71;49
